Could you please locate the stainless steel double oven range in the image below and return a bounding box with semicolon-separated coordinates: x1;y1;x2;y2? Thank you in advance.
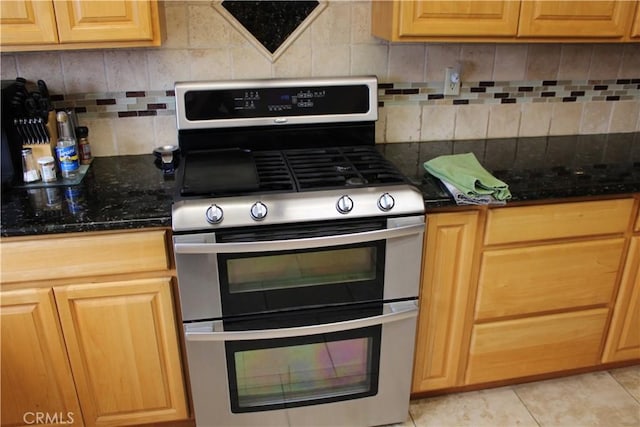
172;76;425;427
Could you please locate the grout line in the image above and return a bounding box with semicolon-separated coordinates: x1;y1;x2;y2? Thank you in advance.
512;385;543;427
408;408;417;427
608;367;640;405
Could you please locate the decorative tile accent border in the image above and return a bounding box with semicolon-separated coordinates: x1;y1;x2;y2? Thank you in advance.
50;90;176;119
52;79;640;119
379;79;640;107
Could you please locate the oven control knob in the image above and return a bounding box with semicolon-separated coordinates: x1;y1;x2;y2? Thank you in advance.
336;195;354;214
377;193;395;211
250;201;268;221
205;204;224;224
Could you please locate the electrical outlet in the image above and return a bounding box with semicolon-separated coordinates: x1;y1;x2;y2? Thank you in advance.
444;67;460;96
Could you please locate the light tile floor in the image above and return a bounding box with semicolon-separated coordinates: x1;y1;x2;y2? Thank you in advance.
401;365;640;427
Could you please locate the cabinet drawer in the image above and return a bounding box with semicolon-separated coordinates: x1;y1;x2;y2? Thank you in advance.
0;230;169;283
466;308;608;384
476;238;624;321
484;199;634;245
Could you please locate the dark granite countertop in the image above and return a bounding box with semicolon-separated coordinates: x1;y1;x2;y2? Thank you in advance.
1;155;175;237
379;132;640;210
3;132;640;237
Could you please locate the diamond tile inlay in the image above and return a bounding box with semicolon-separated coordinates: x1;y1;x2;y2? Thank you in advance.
220;0;321;58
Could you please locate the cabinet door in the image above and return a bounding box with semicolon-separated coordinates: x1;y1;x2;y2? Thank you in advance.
0;0;58;45
1;229;169;284
398;1;520;37
484;199;634;246
476;238;624;321
412;211;480;392
603;236;640;362
1;288;82;427
54;278;188;427
518;0;636;38
466;308;609;384
632;2;640;38
52;0;155;43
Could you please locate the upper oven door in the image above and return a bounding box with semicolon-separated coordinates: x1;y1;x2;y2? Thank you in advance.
173;216;424;321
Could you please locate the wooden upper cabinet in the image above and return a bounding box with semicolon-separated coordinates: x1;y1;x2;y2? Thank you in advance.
53;0;155;43
0;0;58;45
518;0;636;38
372;0;640;42
398;1;520;37
372;0;520;40
0;0;161;51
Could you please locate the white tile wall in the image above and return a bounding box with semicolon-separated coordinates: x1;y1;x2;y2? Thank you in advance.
1;1;638;155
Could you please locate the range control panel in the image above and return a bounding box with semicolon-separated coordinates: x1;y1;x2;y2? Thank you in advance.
175;76;378;130
185;85;367;120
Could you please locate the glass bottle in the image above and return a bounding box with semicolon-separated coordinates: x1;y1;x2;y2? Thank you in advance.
56;137;79;179
21;148;40;183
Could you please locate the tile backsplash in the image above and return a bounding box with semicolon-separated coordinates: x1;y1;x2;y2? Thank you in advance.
1;1;639;156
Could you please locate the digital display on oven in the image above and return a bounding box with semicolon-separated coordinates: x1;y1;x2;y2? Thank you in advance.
184;85;370;120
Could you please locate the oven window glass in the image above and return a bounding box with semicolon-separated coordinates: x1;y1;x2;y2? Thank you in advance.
227;326;381;412
226;246;376;293
217;221;387;316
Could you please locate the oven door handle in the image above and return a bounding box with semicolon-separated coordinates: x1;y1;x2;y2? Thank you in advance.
184;300;417;341
174;223;424;254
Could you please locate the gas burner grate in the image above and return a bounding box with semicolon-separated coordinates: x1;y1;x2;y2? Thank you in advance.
284;146;406;191
252;151;296;192
177;146;407;198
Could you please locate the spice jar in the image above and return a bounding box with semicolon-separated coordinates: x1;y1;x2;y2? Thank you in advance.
38;156;57;182
21;148;40;183
76;126;92;165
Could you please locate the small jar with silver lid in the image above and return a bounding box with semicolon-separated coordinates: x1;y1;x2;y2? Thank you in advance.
21;148;40;183
38;156;57;182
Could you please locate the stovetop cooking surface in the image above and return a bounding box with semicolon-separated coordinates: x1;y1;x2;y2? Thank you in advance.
181;149;260;196
179;145;407;198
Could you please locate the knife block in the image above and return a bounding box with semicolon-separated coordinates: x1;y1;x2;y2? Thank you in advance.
23;110;58;162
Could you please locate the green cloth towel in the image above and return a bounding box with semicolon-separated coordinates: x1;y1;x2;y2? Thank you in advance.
424;153;512;201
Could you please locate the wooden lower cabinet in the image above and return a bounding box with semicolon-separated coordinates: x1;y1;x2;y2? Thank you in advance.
0;229;189;427
413;197;639;395
1;288;82;427
55;278;188;427
412;211;480;392
475;238;625;321
466;308;609;384
633;3;640;38
603;236;640;362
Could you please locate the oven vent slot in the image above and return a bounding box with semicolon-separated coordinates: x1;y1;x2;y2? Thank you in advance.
216;219;386;242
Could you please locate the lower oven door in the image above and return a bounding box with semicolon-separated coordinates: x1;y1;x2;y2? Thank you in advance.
183;300;418;427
